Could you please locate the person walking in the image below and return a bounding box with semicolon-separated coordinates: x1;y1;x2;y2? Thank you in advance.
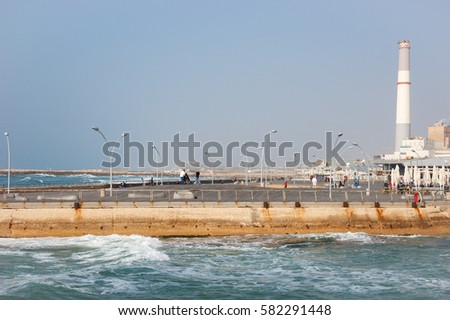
184;171;191;184
195;171;201;185
312;175;318;189
179;169;186;184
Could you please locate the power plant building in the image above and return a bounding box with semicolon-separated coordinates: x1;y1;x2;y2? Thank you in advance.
394;40;412;152
378;40;450;169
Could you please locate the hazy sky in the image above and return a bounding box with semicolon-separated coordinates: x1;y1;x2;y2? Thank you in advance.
1;0;450;170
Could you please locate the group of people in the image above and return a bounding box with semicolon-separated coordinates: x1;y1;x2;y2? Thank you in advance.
310;175;350;189
179;169;201;185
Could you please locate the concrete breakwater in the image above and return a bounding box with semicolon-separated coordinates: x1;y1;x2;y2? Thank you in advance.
1;202;450;238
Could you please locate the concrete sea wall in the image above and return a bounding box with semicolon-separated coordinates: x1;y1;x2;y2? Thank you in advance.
1;203;450;238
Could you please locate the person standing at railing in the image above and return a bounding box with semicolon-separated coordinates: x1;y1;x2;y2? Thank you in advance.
195;172;201;185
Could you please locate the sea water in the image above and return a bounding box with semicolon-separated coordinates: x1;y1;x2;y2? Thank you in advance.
1;233;449;300
0;173;158;188
1;173;216;188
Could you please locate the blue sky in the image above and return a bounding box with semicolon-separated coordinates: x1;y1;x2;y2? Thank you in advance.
1;0;450;169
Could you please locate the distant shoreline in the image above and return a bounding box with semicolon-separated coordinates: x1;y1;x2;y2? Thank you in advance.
0;169;160;176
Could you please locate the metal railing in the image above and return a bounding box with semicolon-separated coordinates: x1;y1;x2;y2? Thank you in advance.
2;187;448;207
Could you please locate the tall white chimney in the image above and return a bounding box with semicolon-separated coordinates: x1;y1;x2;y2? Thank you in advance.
395;40;411;152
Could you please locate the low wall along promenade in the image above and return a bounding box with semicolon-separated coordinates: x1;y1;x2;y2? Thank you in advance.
1;185;450;238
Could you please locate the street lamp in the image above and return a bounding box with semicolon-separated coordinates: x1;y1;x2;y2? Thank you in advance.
210;170;215;185
259;147;264;187
4;132;10;194
91;126;127;196
329;132;343;199
293;153;300;187
262;130;277;187
153;146;163;185
411;149;425;189
241;154;249;186
245;155;249;186
352;142;372;195
204;152;215;185
241;143;250;186
411;149;424;167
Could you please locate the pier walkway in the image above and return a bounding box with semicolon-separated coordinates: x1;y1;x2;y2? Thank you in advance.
1;181;448;208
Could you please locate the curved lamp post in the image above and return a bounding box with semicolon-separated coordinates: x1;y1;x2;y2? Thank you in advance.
411;149;424;168
204;152;215;185
91;126;127;196
261;130;277;187
293;153;300;187
153;146;163;185
329;132;343;199
4;132;10;194
411;149;425;189
242;142;250;186
352;142;372;195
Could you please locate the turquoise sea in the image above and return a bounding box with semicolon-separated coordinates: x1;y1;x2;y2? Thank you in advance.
0;173;165;188
1;233;449;299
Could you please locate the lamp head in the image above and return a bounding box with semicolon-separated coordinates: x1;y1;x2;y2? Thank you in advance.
91;126;100;132
4;132;9;137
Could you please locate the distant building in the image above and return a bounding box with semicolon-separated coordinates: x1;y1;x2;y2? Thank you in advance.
428;121;450;150
382;137;435;161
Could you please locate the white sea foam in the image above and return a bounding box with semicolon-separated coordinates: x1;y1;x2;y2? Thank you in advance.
68;174;97;178
0;234;170;297
380;234;426;239
71;234;170;264
20;176;31;181
99;278;139;295
0;234;169;264
326;232;377;243
280;232;383;244
33;173;56;177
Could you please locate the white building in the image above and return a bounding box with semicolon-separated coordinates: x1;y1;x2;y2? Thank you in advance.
382;137;435;160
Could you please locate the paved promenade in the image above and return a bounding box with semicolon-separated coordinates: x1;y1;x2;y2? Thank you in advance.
1;180;448;206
